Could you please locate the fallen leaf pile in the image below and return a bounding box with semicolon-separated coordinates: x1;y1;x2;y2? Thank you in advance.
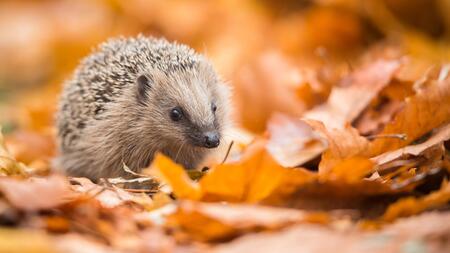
0;0;450;252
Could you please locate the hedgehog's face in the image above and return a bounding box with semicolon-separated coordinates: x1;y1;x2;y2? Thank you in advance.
135;64;230;150
166;102;220;148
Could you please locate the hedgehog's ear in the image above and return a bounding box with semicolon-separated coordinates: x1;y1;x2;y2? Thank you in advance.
136;74;152;103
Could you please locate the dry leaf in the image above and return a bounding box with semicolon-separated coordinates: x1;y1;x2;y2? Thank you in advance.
1;1;450;251
0;127;28;176
168;200;311;242
200;140;314;203
266;113;326;167
148;153;201;200
212;212;450;253
368;78;450;155
306;120;369;173
382;181;450;222
372;123;450;165
0;228;57;253
150;142;315;204
5;131;55;164
322;157;374;183
304;59;401;129
233;51;307;133
353;79;414;135
70;177;154;209
0;174;78;211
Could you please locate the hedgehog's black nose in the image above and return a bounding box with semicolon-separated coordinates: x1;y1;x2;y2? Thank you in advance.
203;132;220;148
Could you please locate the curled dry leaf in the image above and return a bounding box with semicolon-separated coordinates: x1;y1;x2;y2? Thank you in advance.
266;113;327;167
150;141;315;203
353;98;405;136
0;127;28;176
167;200;313;242
372;123;450;166
0;174;79;211
382;181;450;222
152;139;405;213
304;59;401;129
305;120;369;174
148;153;201;200
368;78;450;156
0;155;28;177
212;212;450;253
70;177;153;209
353;71;417;136
262;170;401;212
200;140;314;203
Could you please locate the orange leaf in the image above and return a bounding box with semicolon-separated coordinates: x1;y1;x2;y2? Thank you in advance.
0;229;57;253
322;157;374;183
233;51;307;133
306;120;369;174
372;123;450;166
5;131;55;164
382;181;450;222
168;200;310;242
150;153;201;200
369;78;450;155
150;141;315;204
304;59;400;129
201;140;303;202
266;114;326;167
0;174;79;211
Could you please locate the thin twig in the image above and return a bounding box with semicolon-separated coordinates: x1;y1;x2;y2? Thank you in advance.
221;140;234;164
122;188;159;194
366;133;407;141
122;163;150;178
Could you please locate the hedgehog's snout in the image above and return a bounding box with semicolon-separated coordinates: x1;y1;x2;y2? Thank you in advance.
187;129;220;149
203;131;220;148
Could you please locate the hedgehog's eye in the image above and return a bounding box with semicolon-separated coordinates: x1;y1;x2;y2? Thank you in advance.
170;107;183;122
211;103;217;113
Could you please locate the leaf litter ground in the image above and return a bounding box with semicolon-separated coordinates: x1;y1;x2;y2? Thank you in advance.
1;49;450;253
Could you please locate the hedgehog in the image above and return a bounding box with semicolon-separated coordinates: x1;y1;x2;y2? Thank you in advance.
55;35;231;180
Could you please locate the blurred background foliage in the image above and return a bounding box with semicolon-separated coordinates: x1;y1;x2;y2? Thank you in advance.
0;0;449;137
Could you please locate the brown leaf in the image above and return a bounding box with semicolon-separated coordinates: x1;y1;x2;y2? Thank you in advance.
372;123;450;166
382;181;450;222
5;131;55;164
212;212;450;253
149;153;201;200
306;120;369;173
322;157;374;184
304;59;401;129
150;142;315;203
368;78;450;155
54;233;122;253
266;114;326;167
233;51;307;133
353;96;406;136
0;127;27;176
0;175;79;211
70;177;154;209
168;200;312;242
0;228;57;253
200;140;317;203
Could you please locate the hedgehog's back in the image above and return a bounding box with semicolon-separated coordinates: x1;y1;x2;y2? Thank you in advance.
56;36;203;152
